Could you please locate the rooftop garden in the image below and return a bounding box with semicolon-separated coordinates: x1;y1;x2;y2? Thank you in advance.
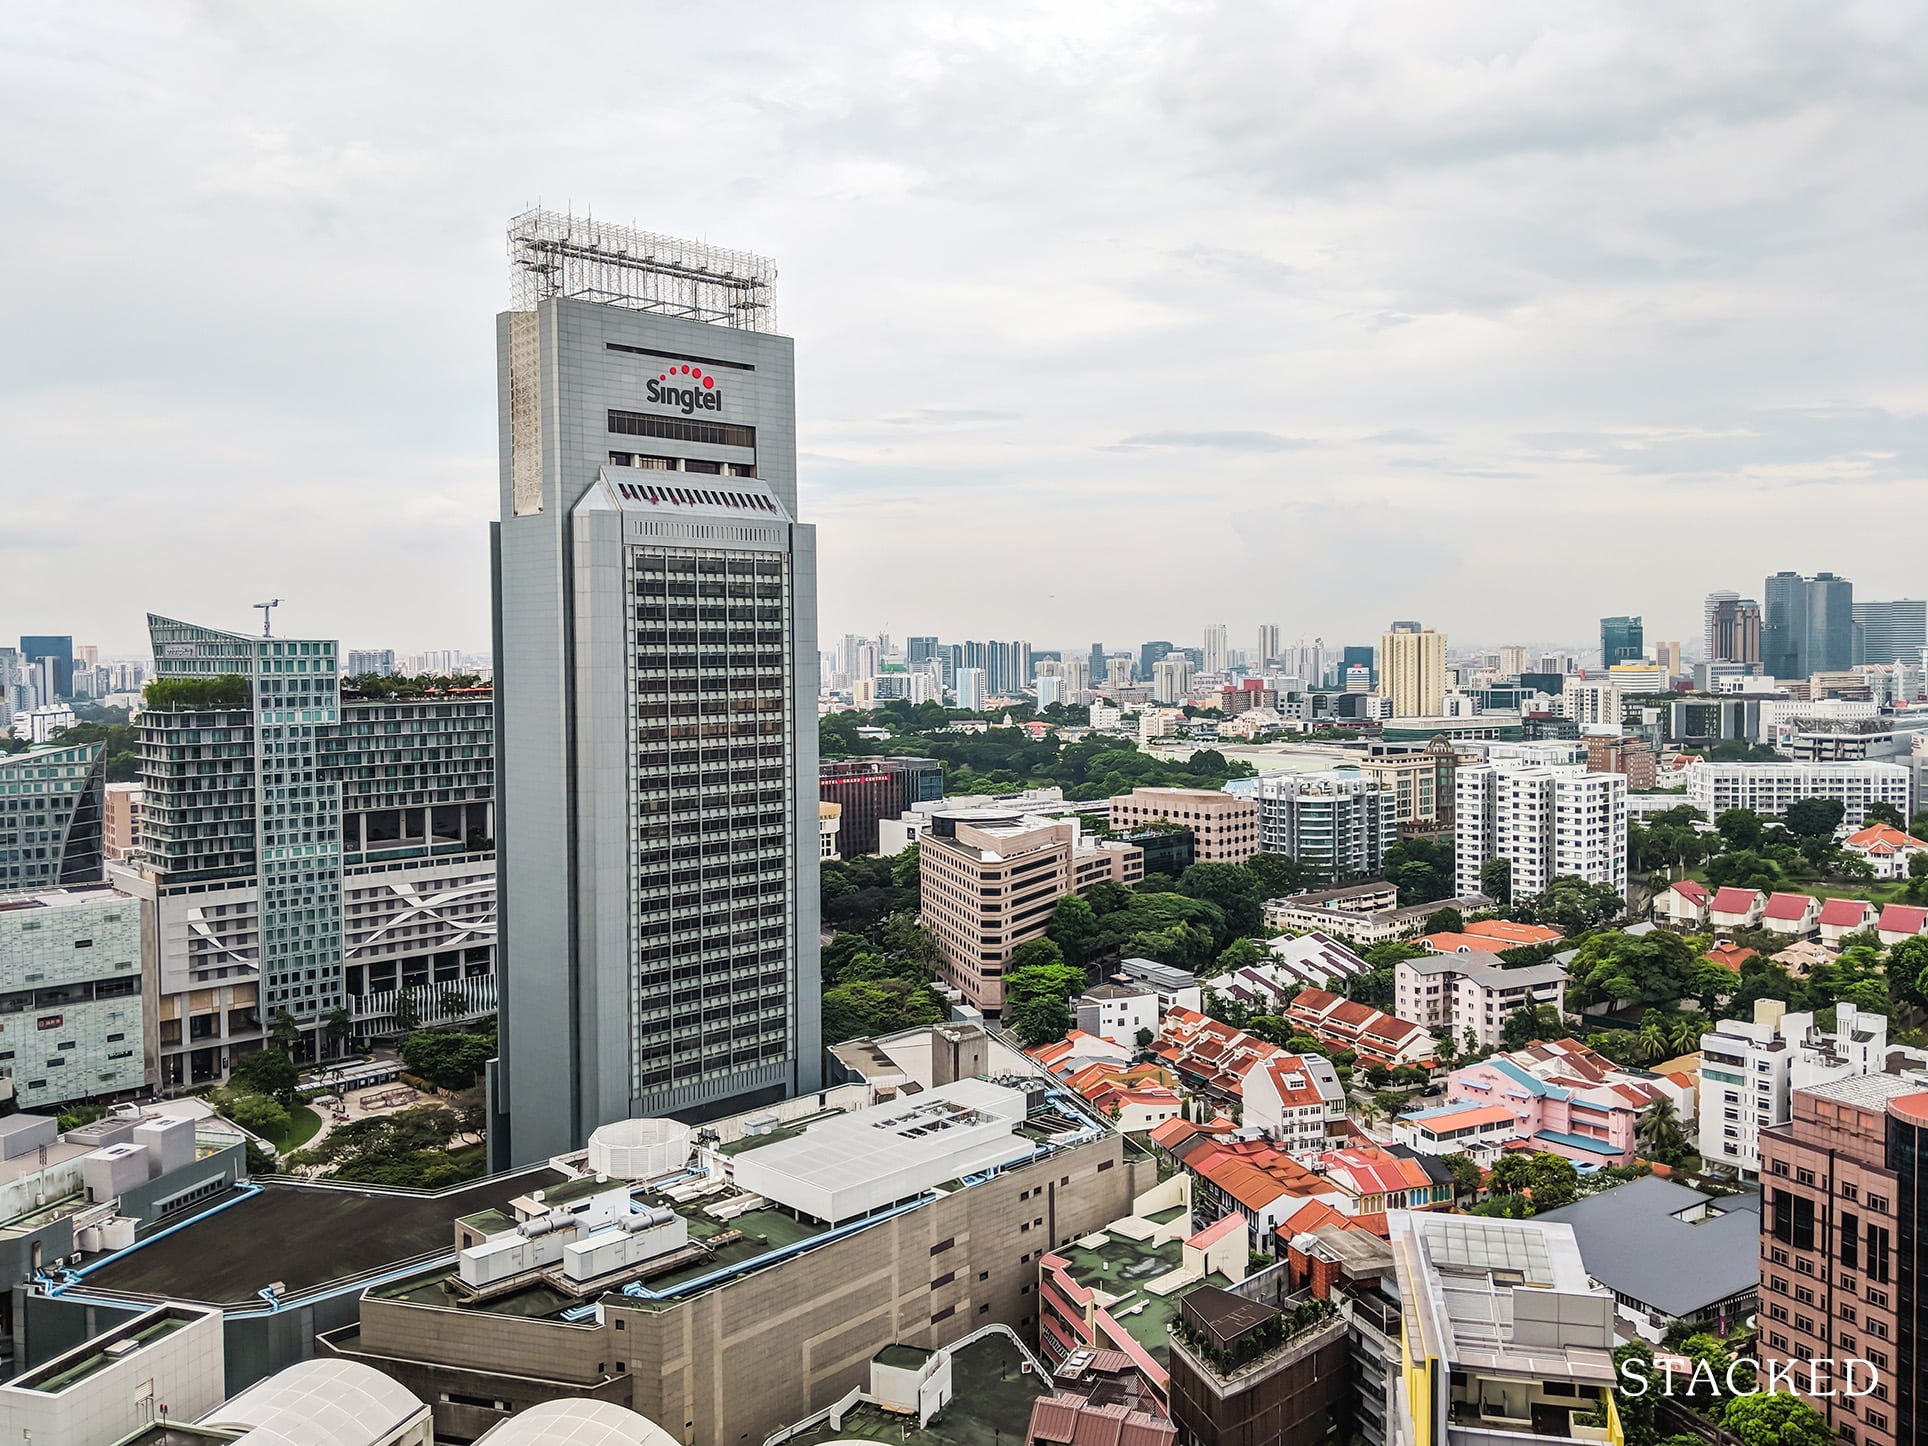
142;675;252;711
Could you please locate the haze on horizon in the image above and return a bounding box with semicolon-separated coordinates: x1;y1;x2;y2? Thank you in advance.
1;2;1922;659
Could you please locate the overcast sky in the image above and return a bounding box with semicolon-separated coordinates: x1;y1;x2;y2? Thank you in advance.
2;2;1922;662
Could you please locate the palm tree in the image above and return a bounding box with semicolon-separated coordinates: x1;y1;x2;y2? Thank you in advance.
1638;1097;1688;1164
1668;1013;1704;1056
1635;1015;1668;1063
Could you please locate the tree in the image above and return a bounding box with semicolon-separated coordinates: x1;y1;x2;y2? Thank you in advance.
268;1008;300;1054
1004;957;1083;1010
1213;938;1267;975
401;1027;498;1090
1501;1004;1564;1051
1513;876;1623;933
1890;934;1928;1008
1907;850;1928;905
1046;894;1101;967
1666;1012;1705;1055
1009;994;1073;1047
1635;1010;1669;1062
1177;862;1264;945
1134;1026;1154;1049
1487;1153;1535;1197
229;1048;299;1108
1007;937;1068;975
1424;906;1465;936
325;1006;353;1050
1567;931;1706;1012
1783;796;1845;841
1714;808;1765;852
392;987;422;1034
1383;836;1455;905
881;912;940;971
1526;1152;1578;1209
1720;1393;1833;1446
1439;1152;1484;1202
1637;1097;1688;1165
1612;1341;1661;1446
1863;800;1904;828
821;978;945;1044
220;1090;291;1140
1245;851;1304;899
1479;857;1512;904
439;987;468;1022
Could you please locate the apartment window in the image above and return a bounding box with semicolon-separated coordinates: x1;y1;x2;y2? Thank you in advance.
1867;1193;1888;1212
1796;1168;1816;1186
930;1238;953;1256
931;1272;956;1289
1841;1182;1858;1201
1867;1412;1886;1431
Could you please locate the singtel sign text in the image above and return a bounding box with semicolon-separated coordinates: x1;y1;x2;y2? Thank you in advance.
646;363;723;415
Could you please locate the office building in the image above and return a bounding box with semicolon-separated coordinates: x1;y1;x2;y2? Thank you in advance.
1652;639;1681;676
906;635;939;666
1599;615;1643;667
1763;570;1856;678
1704;589;1739;659
818;757;942;857
1202;624;1229;676
0;740;104;891
18;636;74;701
1255;772;1394;880
345;648;396;677
1377;624;1446;718
1686;758;1910;827
1454;760;1627;899
1387;1212;1618;1446
919;809;1142;1011
1151;654;1195;704
1756;1070;1928;1444
489;211;818;1162
1255;624;1281;666
1108;786;1259;863
122;621;500;1086
1140;639;1175;680
0;886;146;1107
1709;596;1762;664
1856;598;1928;666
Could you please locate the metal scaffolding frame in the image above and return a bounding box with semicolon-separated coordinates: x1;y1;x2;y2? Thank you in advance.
508;208;777;331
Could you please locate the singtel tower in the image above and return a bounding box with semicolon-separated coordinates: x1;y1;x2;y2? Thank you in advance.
492;211;821;1166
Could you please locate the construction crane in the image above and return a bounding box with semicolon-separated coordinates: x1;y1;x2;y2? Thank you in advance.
254;599;281;638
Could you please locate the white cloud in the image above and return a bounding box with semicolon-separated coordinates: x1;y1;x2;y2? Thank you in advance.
0;0;1922;658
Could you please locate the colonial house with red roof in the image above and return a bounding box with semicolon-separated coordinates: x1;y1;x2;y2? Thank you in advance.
1284;988;1436;1069
1708;886;1765;932
1760;891;1822;939
1154;1007;1284;1104
1061;1061;1185;1134
1435;1037;1684;1167
1240;1052;1348;1154
1704;941;1757;972
1841;822;1928;879
1818;897;1879;950
1418;920;1564;953
1877;903;1928;948
1389;1101;1522;1164
1654;879;1711;928
1030;1029;1133;1080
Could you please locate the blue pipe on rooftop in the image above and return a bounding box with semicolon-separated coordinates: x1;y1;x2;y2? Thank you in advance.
50;1181;264;1295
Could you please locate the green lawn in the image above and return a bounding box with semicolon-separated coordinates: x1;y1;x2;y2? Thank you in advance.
266;1106;324;1155
1675;868;1909;905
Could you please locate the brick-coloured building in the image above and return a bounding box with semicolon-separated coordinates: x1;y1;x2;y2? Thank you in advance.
1583;734;1658;792
1757;1071;1925;1446
817;767;897;860
920;812;1143;1012
1108;788;1259;863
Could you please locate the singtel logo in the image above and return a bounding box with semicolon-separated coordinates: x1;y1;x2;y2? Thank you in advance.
646;364;723;415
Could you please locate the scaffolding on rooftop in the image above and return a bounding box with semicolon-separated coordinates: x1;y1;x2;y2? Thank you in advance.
507;208;777;331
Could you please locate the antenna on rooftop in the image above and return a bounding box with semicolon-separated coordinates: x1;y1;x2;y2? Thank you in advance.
254;600;281;638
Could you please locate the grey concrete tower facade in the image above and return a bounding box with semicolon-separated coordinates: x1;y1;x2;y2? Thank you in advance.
491;212;821;1166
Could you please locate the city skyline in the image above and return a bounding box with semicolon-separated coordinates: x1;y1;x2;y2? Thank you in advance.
3;5;1923;654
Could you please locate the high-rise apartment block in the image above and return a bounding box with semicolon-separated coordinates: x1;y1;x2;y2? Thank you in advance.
1151;655;1195;703
1686;759;1911;828
1599;614;1644;667
1202;623;1228;676
1256;772;1394;879
954;667;987;711
0;741;104;891
1377;624;1446;717
1455;760;1627;899
491;211;819;1164
345;649;397;677
1255;624;1280;666
102;781;142;860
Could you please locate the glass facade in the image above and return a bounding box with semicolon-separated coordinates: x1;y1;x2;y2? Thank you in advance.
0;741;104;890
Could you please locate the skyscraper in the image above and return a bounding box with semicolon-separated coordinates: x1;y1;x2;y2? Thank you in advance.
1255;624;1280;666
1762;571;1855;678
1201;624;1229;676
0;740;103;890
492;211;819;1165
1139;640;1174;680
1599;615;1644;667
1702;589;1739;661
1377;623;1446;717
1710;597;1762;664
1855;599;1927;666
19;635;74;701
